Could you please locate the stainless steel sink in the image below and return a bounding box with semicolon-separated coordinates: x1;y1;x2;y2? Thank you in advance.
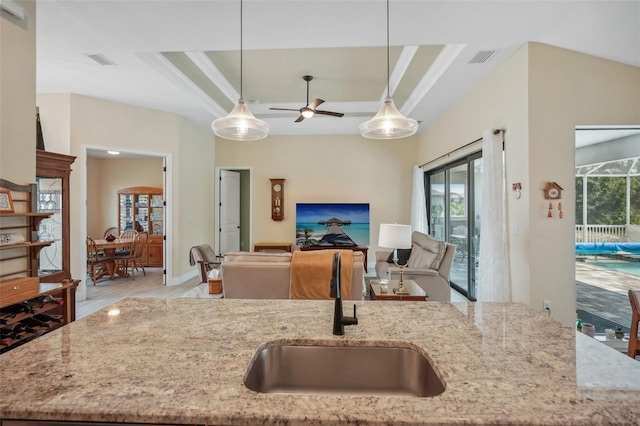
244;342;445;397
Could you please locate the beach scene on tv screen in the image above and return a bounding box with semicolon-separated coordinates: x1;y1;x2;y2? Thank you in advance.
296;203;370;247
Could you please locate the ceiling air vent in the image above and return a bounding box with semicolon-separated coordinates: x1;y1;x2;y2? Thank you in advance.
85;53;117;66
469;50;496;64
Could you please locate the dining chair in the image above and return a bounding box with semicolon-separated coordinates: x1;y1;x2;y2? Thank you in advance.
87;237;109;285
115;232;147;279
628;290;639;359
115;229;137;256
130;231;148;277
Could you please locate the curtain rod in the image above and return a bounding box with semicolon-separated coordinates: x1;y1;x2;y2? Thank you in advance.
419;129;504;169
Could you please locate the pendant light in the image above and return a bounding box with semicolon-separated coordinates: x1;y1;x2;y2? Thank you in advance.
359;0;418;139
212;0;269;141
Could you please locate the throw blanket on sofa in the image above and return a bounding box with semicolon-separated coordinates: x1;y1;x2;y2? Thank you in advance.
290;250;353;300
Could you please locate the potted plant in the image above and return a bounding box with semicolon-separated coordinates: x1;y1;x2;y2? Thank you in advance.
614;327;625;339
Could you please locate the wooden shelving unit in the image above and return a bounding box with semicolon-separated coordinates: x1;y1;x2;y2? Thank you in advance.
0;178;78;354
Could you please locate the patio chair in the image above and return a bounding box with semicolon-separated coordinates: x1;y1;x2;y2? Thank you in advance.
628;290;639;359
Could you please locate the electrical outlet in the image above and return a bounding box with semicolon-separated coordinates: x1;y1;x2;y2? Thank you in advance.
543;300;551;312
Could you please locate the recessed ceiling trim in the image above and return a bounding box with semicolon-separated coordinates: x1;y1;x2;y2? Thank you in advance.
137;52;228;118
401;43;466;116
85;53;117;66
384;45;418;101
186;51;239;103
0;0;24;20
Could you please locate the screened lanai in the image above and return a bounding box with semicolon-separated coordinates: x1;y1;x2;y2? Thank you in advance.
574;127;640;343
575;127;640;247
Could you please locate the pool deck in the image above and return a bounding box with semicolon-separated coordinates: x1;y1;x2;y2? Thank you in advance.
576;260;640;329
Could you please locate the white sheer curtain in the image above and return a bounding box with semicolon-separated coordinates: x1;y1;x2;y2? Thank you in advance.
477;130;512;302
410;165;429;234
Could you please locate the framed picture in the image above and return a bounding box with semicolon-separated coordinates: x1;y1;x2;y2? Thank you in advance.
0;190;15;213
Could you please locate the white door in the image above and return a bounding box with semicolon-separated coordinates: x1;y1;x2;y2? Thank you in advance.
219;170;240;254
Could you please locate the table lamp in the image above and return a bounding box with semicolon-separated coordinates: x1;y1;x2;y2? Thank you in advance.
378;223;412;294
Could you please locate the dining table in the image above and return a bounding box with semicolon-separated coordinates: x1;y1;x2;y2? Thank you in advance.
92;238;133;279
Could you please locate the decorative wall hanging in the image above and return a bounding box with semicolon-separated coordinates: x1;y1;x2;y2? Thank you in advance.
0;190;14;212
512;182;522;199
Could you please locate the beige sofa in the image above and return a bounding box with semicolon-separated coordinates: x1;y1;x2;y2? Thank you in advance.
375;231;455;301
222;251;365;300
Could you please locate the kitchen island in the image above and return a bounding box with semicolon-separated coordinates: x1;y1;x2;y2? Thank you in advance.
1;298;639;425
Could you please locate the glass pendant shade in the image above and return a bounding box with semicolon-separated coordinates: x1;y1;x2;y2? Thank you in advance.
212;97;269;141
360;96;418;139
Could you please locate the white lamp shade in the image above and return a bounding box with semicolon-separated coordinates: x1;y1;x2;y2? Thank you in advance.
359;96;418;140
212;97;269;141
378;223;412;249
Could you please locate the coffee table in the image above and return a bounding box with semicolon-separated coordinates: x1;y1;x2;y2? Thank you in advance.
369;280;428;301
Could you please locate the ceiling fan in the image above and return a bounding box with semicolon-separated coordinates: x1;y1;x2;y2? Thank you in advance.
269;75;345;122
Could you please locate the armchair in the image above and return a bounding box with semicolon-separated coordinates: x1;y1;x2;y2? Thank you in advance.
189;244;221;283
375;231;455;301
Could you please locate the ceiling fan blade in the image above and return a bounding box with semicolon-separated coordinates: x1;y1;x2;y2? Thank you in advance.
269;107;302;112
315;110;345;118
294;115;305;123
308;98;325;110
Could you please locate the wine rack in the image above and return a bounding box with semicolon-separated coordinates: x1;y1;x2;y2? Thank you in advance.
0;281;77;354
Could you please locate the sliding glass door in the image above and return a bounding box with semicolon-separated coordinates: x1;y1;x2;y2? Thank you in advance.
426;152;482;299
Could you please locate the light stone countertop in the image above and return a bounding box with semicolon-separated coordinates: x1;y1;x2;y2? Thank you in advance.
1;298;639;425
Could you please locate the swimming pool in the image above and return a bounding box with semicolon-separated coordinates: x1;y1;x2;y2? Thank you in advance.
578;258;640;277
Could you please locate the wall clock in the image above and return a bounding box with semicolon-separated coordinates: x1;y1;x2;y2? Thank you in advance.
543;181;563;200
270;178;285;221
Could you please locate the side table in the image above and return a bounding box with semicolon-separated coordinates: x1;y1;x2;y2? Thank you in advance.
253;242;292;253
369;280;428;301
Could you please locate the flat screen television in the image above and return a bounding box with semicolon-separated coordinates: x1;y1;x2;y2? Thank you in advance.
295;203;370;247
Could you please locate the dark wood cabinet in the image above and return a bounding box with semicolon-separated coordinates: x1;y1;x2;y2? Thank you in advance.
36;150;76;283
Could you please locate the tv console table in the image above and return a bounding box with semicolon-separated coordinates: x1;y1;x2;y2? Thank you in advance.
299;245;368;272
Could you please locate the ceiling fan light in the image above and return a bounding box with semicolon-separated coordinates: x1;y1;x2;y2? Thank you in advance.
301;108;315;118
212;97;269;141
359;96;418;139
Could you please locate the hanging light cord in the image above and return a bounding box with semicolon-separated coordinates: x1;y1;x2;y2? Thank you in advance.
386;0;390;98
240;0;243;98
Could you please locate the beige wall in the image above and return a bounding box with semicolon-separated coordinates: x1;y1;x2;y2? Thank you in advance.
527;43;640;326
215;134;419;257
0;1;36;183
37;94;71;155
418;43;640;326
86;157;163;239
35;94;215;298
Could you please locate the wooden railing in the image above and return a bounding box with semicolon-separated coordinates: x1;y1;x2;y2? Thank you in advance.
575;225;627;243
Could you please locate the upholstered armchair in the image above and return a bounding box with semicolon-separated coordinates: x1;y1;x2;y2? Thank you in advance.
375;231;456;301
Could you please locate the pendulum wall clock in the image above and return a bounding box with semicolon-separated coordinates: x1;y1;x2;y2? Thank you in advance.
270;178;285;221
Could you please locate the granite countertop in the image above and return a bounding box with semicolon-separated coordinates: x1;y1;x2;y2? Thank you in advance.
1;298;639;425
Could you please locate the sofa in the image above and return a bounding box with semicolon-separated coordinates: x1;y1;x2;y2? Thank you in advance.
221;250;365;300
375;231;455;301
